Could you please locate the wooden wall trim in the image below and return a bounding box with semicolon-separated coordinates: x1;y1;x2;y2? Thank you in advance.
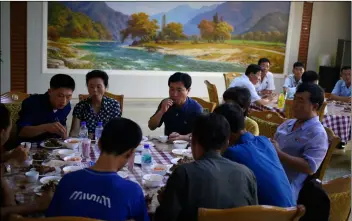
297;1;313;67
10;2;27;93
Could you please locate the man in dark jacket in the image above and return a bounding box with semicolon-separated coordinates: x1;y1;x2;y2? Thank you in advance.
155;113;258;221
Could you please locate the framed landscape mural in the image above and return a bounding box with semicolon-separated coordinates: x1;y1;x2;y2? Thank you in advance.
45;1;291;73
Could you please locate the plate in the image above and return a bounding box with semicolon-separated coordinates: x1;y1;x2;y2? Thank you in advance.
142;136;148;142
171;158;181;164
42;160;66;168
136;146;144;152
171;149;185;156
117;171;128;179
33;186;43;196
40;141;62;149
40;176;61;184
52;149;67;155
134;155;142;164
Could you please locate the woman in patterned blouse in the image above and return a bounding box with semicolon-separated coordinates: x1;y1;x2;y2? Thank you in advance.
69;70;121;137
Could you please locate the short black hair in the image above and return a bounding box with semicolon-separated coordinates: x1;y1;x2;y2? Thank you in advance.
296;83;324;109
100;118;142;155
245;64;262;76
222;87;251;116
0;104;11;130
168;72;192;89
258;58;270;65
301;71;319;83
86;70;109;87
50;74;75;91
214;103;245;134
293;61;305;68
192;113;230;151
341;66;351;72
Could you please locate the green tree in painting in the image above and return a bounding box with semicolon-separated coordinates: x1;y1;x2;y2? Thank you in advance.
120;13;159;43
198;13;234;43
163;22;185;42
214;21;234;42
198;20;215;42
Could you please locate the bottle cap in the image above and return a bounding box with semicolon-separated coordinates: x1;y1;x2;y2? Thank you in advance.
97;122;103;127
144;144;150;148
81;121;86;126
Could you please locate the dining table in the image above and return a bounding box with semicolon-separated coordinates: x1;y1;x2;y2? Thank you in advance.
3;138;182;216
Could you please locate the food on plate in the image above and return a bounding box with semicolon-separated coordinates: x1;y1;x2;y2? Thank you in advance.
44;139;61;147
41;180;58;192
169;156;193;174
33;150;49;161
68;140;79;144
30;165;56;175
66;157;81;162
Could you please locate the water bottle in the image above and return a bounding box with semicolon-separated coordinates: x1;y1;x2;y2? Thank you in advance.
94;122;103;155
277;91;285;109
141;144;153;173
79;122;89;139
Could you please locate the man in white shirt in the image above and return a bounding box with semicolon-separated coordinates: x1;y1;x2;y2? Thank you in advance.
283;61;305;93
229;64;271;106
256;58;275;95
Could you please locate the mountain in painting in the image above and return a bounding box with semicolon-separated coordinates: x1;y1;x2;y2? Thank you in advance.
246;12;289;33
61;1;129;41
184;1;290;35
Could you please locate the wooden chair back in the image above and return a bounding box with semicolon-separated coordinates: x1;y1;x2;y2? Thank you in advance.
9;215;102;221
248;116;280;139
223;72;241;89
191;97;217;113
204;80;219;106
249;110;286;125
311;127;340;180
285;100;327;122
198;205;306;221
78;92;124;113
1;91;30;103
324;93;331;100
323;175;351;221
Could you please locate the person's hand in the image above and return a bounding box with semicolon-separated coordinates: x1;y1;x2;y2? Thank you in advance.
168;132;182;141
10;146;28;163
160;99;173;114
269;138;281;153
44;122;67;138
35;190;54;210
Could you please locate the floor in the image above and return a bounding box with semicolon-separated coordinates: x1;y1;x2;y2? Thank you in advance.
66;98;351;182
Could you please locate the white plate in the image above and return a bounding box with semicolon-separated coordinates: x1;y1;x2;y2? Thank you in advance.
135;146;144;152
33;186;43;196
134;155;142;164
42;160;66;168
40;176;61;184
171;149;185;156
117;171;128;179
40;141;62;149
52;149;68;155
171;158;181;164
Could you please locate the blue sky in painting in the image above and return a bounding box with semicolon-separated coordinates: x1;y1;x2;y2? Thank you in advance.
106;2;223;15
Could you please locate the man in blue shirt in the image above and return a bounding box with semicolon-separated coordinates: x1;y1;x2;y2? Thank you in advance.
331;66;351;102
214;103;295;207
272;83;328;201
283;61;305;93
17;74;75;142
46;118;149;221
148;72;202;141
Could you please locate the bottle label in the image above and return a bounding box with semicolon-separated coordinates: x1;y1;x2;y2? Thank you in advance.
142;154;152;164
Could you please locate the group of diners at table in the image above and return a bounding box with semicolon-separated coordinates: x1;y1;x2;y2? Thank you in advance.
0;58;351;221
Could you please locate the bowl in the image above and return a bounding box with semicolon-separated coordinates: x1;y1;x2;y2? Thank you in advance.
143;174;163;188
173;140;189;149
64;138;81;149
58;149;76;159
63;156;82;165
151;164;168;176
63;166;82;174
25;171;39;183
22;158;33;167
158;136;168;143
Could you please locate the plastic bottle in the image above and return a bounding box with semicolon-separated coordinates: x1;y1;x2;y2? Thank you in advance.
141;144;153;173
79;122;88;139
277;91;285;109
95;122;103;142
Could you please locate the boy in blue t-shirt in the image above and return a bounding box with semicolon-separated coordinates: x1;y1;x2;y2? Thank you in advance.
46;118;149;221
214;103;295;207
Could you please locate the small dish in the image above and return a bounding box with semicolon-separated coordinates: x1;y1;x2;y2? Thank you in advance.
143;174;163;188
173;140;188;149
151;164;168;176
158;136;168;143
63;156;82;165
58;149;76;159
25;171;39;183
64;138;81;149
39;175;61;184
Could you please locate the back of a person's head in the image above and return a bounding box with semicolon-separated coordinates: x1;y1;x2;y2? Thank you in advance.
192;113;230;151
296;83;324;109
168;72;192;89
99;118;142;155
222;87;251;116
341;66;351;72
213;103;245;134
258;58;270;65
301;71;319;83
86;70;109;87
245;64;262;76
50;74;76;91
293;61;305;68
0;104;11;130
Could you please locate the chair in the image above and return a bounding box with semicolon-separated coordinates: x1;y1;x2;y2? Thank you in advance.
323;175;351;221
9;215;102;221
78;92;124;113
204;80;219;106
249;110;286;125
198;205;306;221
191;97;217;113
311;127;341;180
248;116;280;139
223;72;242;89
285;100;327;122
324;93;331;100
1;91;30;103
